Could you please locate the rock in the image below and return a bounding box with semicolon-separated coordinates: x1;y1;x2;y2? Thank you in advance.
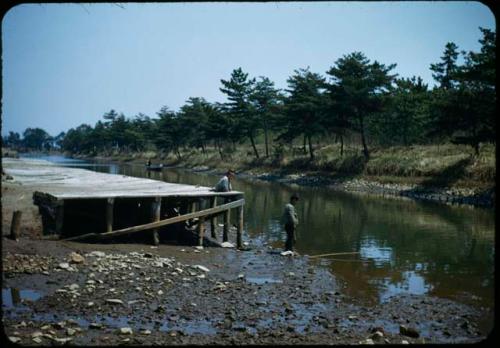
193;265;210;272
8;337;21;343
69;252;85;264
87;302;94;307
280;251;293;256
53;322;66;329
66;328;76;336
89;323;103;329
105;299;124;305
221;242;235;248
32;337;43;343
359;338;374;345
401;340;409;344
32;331;44;338
53;337;73;343
88;251;106;258
119;327;133;335
68;283;80;291
371;331;384;340
158;290;164;295
140;329;151;335
400;325;420;338
58;262;70;270
194;246;204;250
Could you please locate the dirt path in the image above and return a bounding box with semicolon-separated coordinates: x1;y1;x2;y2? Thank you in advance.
1;161;493;345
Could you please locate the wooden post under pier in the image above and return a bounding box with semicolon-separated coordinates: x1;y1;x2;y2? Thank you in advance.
55;201;65;235
210;197;217;239
223;208;230;242
236;204;243;249
151;197;161;245
106;198;114;232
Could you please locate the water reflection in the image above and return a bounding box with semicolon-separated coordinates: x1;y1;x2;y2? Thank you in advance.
31;156;495;309
2;288;42;308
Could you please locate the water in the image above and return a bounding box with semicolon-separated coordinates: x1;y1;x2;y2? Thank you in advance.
20;154;495;309
2;288;42;308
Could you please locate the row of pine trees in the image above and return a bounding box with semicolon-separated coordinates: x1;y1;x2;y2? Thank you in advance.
4;28;495;161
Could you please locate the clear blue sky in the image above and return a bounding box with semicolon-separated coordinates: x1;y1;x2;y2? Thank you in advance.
1;2;495;136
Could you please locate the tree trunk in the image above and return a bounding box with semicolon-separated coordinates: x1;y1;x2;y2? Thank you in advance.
249;133;260;159
308;134;314;160
264;126;269;158
303;135;307;154
216;140;224;161
359;116;370;160
340;134;344;157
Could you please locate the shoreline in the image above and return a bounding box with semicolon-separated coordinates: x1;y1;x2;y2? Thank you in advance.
77;154;495;209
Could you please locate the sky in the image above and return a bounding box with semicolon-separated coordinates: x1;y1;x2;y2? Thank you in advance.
1;1;495;137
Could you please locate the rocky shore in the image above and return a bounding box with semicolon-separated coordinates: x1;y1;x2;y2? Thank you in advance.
251;173;495;208
2;238;490;345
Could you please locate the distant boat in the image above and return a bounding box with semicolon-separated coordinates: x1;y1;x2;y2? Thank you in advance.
146;164;164;171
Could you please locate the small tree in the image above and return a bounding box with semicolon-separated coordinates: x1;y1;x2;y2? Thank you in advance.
327;52;397;160
280;67;328;160
250;76;282;158
220;68;259;158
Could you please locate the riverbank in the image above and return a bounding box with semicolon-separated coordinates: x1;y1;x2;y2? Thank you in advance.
71;143;495;208
1;159;494;345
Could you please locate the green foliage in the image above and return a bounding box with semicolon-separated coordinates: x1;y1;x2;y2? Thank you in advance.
279;67;328;159
326;52;397;159
22;127;53;151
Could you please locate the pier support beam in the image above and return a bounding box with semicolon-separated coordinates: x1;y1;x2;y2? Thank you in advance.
55;201;65;235
151;197;161;245
210;197;217;239
223;208;230;242
236;205;243;249
198;217;205;246
106;198;114;233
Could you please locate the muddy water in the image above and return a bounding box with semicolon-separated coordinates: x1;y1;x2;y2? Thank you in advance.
20;155;495;311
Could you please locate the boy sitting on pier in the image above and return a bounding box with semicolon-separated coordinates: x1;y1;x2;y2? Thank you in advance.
214;170;235;192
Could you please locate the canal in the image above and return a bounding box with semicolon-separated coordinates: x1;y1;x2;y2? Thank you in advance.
21;154;495;311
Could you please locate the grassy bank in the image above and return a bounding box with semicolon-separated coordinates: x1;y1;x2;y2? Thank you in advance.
88;143;495;190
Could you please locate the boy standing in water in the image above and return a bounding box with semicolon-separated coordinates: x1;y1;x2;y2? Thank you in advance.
282;194;299;252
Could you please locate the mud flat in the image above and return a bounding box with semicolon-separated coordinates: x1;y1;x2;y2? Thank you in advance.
1;159;493;345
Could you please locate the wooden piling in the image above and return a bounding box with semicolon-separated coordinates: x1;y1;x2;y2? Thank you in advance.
151;197;161;245
236;205;243;249
106;198;114;232
198;217;205;246
10;210;22;240
223;209;230;242
55;201;64;235
210;197;217;238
